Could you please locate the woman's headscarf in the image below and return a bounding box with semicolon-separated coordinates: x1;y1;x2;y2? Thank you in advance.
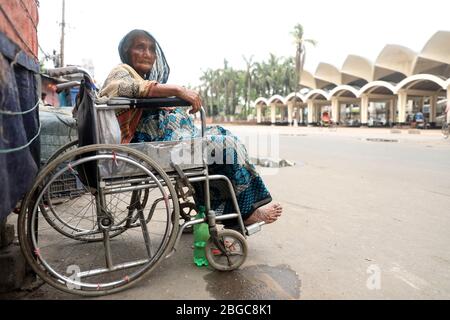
118;29;170;84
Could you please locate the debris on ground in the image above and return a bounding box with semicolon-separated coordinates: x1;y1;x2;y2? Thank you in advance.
366;138;398;143
251;157;296;168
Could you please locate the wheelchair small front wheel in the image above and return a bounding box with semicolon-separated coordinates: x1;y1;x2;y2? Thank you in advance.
205;229;248;271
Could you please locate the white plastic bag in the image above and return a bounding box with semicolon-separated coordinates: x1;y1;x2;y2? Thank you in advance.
97;110;121;145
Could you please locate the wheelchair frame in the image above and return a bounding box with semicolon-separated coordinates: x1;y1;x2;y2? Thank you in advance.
18;67;265;296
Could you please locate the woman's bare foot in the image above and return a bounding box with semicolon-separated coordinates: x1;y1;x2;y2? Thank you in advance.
244;203;282;225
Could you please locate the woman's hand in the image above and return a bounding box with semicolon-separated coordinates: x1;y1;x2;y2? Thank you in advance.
178;87;202;114
159;107;176;112
146;83;202;114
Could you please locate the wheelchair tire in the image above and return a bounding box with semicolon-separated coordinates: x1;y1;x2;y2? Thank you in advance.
44;139;79;166
39;140;151;243
18;144;179;296
205;229;248;271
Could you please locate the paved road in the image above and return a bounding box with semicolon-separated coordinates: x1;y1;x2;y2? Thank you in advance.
4;126;450;299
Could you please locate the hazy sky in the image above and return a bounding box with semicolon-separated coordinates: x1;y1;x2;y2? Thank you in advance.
37;0;449;87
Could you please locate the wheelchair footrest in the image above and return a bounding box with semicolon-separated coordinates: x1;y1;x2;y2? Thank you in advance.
245;222;265;236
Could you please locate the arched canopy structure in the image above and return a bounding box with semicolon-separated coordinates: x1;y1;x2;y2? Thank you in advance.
341;54;373;86
254;30;450;126
305;89;329;101
395;74;447;92
285;92;306;104
255;97;269;106
359;81;396;96
315;63;341;89
299;69;317;90
419;31;450;65
268;95;285;105
413;31;450;77
329;85;359;98
374;45;417;82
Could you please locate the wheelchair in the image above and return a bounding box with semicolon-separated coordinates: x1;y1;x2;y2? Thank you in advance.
18;67;265;296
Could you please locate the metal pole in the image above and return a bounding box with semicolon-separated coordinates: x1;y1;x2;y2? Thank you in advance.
60;0;66;67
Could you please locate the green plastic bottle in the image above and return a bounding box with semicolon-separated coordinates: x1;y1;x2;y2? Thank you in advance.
193;206;210;267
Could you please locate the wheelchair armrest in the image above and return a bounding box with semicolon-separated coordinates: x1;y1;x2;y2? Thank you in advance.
107;97;190;108
106;97;207;138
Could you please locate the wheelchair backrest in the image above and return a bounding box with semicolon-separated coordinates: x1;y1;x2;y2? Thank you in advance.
74;76;99;188
75;76;98;147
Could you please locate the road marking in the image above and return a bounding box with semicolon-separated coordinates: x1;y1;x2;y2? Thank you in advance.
390;263;428;290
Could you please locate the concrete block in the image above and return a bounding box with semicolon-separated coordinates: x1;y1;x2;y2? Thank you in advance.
0;244;26;293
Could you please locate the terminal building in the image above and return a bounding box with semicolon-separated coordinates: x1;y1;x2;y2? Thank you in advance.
255;31;450;128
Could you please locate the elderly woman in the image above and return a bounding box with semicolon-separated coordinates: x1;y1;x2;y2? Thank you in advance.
99;29;282;225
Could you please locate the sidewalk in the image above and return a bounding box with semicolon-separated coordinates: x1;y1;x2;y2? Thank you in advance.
217;123;441;135
214;123;447;144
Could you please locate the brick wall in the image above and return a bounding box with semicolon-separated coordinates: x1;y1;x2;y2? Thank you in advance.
0;0;39;58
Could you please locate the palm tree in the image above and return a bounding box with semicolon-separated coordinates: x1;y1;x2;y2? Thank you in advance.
291;24;317;125
243;55;255;116
198;53;299;119
282;57;296;96
291;24;317;90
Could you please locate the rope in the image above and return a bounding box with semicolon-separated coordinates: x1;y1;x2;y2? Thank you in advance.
0;120;41;154
0;100;39;116
0;2;40;154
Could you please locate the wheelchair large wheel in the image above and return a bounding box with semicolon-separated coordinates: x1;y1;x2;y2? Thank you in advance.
205;229;248;271
45;139;79;165
18;144;179;296
38;139;92;241
39;139;150;242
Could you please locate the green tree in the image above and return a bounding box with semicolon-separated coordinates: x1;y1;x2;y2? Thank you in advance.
198;53;297;118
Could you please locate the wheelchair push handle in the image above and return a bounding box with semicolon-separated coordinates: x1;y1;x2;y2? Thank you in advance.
55;81;81;92
45;66;94;82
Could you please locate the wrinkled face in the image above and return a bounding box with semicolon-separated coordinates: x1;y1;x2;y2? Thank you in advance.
129;35;156;77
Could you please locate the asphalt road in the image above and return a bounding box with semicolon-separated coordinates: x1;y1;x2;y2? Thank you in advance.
4;126;450;300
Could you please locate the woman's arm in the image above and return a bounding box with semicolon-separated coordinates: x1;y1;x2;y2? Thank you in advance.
100;65;202;114
148;84;202;114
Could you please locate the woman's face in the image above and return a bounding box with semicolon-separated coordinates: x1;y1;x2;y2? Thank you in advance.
129;35;156;77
